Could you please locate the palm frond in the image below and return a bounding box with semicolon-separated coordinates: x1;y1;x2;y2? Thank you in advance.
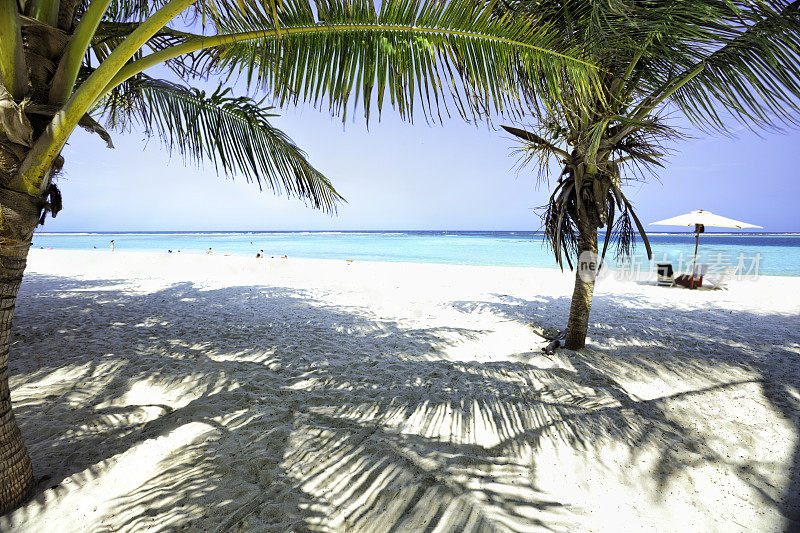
503;122;570;184
200;0;598;123
671;1;800;131
95;76;343;212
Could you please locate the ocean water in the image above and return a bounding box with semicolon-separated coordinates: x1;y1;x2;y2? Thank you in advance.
30;230;800;276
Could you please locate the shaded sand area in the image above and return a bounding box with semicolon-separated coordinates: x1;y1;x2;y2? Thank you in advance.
3;250;800;532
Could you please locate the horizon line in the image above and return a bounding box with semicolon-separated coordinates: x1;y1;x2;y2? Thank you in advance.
33;229;795;234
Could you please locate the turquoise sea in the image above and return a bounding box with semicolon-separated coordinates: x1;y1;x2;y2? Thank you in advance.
31;231;800;276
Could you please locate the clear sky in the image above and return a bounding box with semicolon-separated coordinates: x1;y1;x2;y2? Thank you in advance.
47;87;800;232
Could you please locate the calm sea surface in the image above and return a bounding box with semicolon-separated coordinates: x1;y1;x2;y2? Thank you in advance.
31;231;800;276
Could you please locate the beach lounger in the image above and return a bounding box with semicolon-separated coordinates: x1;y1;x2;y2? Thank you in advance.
676;263;708;289
706;265;738;290
656;263;676;287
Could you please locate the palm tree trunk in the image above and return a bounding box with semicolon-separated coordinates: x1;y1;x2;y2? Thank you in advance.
0;3;72;512
564;219;598;350
0;187;41;513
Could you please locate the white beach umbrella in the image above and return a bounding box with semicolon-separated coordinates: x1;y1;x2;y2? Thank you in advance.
650;209;763;230
650;209;762;285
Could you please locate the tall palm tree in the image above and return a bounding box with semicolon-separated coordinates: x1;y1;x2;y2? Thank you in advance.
0;0;599;512
499;0;800;350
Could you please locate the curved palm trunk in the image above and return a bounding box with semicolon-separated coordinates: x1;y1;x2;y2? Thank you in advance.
564;220;598;350
0;185;41;512
0;1;82;512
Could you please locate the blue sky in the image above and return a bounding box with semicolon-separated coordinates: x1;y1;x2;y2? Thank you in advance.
48;96;800;232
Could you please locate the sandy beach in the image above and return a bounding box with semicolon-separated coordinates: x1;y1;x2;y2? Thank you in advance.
2;249;799;532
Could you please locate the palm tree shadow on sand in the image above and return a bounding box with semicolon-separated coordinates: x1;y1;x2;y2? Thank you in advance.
1;274;799;532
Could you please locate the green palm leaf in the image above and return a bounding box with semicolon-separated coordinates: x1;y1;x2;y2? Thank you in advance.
209;0;595;122
103;0;598;124
96;76;343;212
671;1;800;131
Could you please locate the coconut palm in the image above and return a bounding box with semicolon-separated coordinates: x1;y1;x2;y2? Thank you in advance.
0;0;601;512
499;0;800;350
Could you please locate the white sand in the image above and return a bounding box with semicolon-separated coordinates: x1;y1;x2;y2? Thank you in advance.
2;249;800;532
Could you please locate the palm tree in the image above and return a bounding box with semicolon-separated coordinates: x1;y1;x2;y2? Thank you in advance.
499;0;800;350
0;0;599;512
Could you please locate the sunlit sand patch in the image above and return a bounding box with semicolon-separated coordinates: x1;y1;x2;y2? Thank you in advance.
441;324;539;363
12;421;215;533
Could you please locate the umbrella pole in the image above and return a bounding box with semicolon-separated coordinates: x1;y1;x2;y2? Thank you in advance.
691;225;700;289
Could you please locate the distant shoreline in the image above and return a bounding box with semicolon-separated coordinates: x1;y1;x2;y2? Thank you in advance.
30;231;800;275
26;249;800;278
